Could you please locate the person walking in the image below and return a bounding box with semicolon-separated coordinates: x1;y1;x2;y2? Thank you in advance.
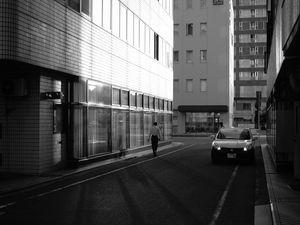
148;122;162;156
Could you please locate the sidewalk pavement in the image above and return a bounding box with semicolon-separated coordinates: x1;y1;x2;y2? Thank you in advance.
260;136;300;225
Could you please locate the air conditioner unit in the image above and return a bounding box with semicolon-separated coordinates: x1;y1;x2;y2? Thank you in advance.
1;78;28;97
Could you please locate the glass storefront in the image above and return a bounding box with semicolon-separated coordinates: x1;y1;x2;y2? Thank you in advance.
70;79;172;160
185;112;214;133
112;110;129;152
88;108;111;156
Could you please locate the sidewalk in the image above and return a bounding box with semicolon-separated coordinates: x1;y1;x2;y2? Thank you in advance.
260;137;300;225
0;142;183;197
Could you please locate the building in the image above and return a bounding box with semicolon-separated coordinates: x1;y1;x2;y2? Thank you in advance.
0;0;173;174
172;0;234;134
265;0;300;178
233;0;267;128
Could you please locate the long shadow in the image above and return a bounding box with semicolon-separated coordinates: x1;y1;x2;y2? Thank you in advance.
143;170;204;225
116;174;146;225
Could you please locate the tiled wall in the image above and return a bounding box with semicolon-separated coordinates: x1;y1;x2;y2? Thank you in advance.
0;76;40;174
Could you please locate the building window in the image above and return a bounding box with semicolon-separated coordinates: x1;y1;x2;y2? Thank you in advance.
186;79;193;92
200;79;207;92
236;103;251;111
134;15;140;48
112;0;120;36
127;10;134;46
200;0;206;8
139;20;145;52
200;23;207;34
68;0;91;16
174;50;179;62
186;23;193;36
239;34;251;43
200;50;207;63
92;0;102;26
120;3;127;41
255;8;266;17
174;79;179;93
255;34;267;42
102;0;111;30
121;90;129;106
239;9;251;18
186;50;193;63
174;0;179;9
174;24;179;36
113;88;121;105
154;33;159;60
186;0;192;9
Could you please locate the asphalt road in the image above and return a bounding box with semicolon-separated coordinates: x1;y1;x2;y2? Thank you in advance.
0;137;269;225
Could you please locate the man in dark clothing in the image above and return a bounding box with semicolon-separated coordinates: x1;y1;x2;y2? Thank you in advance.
148;122;162;156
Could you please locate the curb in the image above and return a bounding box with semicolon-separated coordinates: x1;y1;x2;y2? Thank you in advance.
261;143;278;225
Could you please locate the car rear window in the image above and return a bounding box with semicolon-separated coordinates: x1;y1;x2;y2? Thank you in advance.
217;129;250;140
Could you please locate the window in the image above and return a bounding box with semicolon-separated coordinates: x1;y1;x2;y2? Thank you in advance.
68;0;90;16
200;0;206;7
130;92;136;107
239;34;251;43
144;95;149;108
103;0;111;30
113;88;121;105
239;59;251;68
186;23;193;36
200;50;207;63
92;0;102;26
127;10;134;45
88;80;111;105
239;9;251;18
174;50;179;62
139;21;145;52
200;23;207;34
174;0;179;9
81;0;91;16
154;33;159;60
255;8;266;17
68;0;80;12
255;59;264;68
186;0;192;9
174;24;179;36
134;15;139;48
200;79;207;92
186;50;193;63
112;0;119;36
186;79;193;92
120;3;127;40
255;34;266;42
236;103;251;111
174;79;179;93
121;90;129;106
137;93;143;108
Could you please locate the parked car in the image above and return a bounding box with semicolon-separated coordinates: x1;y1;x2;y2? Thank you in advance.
211;127;256;164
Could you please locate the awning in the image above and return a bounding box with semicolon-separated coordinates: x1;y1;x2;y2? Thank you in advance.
177;105;228;113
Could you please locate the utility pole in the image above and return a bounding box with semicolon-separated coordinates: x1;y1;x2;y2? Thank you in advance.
255;91;261;129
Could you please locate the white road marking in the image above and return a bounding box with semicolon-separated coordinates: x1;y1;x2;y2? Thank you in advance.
26;144;196;200
208;165;239;225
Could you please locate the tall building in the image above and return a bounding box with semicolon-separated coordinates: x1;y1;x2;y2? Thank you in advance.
233;0;267;128
265;0;300;178
0;0;173;174
173;0;234;134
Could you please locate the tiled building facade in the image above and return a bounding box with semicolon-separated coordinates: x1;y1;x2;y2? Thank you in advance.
172;0;234;134
233;0;267;128
0;0;173;174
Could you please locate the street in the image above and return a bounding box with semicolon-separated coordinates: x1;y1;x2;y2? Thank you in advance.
0;137;269;225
